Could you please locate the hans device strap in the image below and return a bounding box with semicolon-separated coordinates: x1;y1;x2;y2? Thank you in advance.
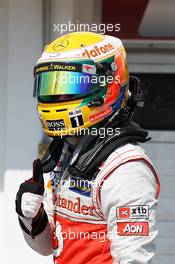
41;138;64;173
40;112;150;181
68;122;150;180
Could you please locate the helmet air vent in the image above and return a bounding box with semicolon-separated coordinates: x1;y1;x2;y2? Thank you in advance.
42;110;50;113
56;108;67;112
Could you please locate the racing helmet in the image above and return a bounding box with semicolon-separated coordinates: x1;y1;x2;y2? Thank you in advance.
33;31;129;137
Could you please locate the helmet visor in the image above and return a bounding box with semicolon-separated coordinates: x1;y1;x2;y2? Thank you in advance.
34;71;104;103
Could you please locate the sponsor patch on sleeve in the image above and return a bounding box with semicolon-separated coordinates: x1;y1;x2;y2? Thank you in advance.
116;205;149;220
117;222;149;236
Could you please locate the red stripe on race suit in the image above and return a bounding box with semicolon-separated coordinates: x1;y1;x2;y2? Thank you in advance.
55;209;104;222
53;214;113;264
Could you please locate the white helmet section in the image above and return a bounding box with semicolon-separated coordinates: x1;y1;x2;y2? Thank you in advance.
37;35;123;63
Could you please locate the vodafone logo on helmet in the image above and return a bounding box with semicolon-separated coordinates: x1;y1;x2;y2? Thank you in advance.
39;36;122;62
82;43;115;59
